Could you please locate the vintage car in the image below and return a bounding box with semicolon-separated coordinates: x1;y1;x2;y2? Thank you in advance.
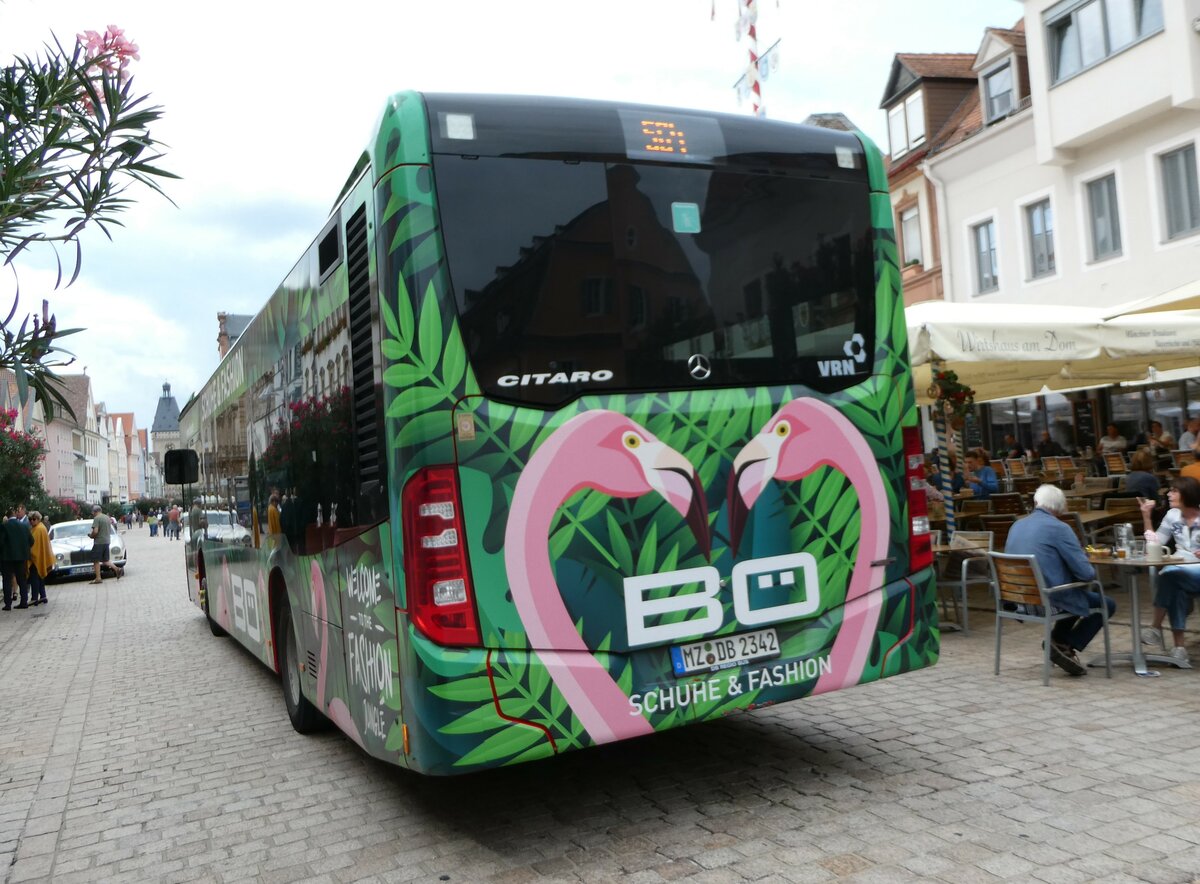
48;519;127;580
180;510;252;547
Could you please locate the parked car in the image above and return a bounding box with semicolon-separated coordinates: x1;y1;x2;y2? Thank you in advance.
48;519;127;580
181;510;252;547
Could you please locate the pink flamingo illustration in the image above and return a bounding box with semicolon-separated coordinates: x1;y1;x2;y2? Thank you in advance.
309;561;364;747
505;410;710;744
727;399;890;694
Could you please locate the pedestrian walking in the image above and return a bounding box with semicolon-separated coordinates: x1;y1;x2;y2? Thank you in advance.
88;504;122;583
1;506;34;610
28;511;52;605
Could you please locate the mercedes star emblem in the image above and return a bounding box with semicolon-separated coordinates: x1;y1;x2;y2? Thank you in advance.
688;354;712;380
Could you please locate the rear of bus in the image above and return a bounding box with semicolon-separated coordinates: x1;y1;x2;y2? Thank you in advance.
380;93;937;773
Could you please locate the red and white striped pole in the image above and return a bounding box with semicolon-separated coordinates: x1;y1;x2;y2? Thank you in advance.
744;0;763;117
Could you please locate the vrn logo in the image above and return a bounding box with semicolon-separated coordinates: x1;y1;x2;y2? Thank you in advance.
819;333;868;378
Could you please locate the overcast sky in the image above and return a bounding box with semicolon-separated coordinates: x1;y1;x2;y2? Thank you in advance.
2;0;1018;436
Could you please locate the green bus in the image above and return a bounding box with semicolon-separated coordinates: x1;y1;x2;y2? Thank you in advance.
178;92;937;775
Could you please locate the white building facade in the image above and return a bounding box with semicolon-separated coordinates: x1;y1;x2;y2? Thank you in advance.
927;0;1200;310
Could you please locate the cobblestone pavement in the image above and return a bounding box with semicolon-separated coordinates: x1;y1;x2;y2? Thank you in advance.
2;529;1200;884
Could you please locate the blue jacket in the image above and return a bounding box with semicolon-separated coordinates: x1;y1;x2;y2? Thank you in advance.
1005;508;1098;617
952;465;999;500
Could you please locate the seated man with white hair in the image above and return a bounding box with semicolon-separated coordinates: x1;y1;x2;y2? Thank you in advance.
1005;484;1117;676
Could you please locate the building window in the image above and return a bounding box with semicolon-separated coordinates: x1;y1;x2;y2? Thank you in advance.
627;285;646;328
983;64;1014;122
900;206;922;266
580;277;614;316
1086;174;1122;260
1048;0;1164;83
742;278;763;318
886;91;925;158
1025;199;1056;278
972;220;999;294
1161;144;1200;241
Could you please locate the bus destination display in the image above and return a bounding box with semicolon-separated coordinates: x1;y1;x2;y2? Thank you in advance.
618;109;724;164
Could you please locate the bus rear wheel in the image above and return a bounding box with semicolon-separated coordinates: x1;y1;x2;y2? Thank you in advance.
280;598;321;733
202;577;226;637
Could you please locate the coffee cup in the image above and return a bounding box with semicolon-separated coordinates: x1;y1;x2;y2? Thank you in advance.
1146;542;1164;563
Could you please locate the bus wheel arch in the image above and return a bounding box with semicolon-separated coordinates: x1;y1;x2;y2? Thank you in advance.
278;590;322;733
267;567;288;673
198;550;226;637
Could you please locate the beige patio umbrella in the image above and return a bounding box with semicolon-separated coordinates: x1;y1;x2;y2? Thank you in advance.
906;300;1200;533
1103;277;1200;318
906;301;1200;406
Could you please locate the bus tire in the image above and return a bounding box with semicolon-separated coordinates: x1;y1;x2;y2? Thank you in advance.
279;598;321;733
202;577;227;637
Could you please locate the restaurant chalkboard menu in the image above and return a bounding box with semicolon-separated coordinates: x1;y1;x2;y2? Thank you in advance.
964;411;983;450
1074;400;1098;451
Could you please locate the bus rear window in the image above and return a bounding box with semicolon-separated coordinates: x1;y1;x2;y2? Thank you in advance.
434;156;876;405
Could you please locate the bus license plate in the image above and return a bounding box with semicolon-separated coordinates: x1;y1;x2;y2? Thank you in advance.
671;628;779;676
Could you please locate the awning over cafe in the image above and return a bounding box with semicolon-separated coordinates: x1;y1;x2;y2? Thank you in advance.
1103;277;1200;317
906;300;1200;405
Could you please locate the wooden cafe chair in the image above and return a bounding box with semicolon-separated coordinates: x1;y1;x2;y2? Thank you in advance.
979;514;1017;550
987;552;1112;686
989;493;1026;516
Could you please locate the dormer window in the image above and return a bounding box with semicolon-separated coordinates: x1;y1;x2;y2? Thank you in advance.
982;63;1014;122
887;90;925;158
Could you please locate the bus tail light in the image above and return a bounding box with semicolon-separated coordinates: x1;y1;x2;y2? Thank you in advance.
904;426;932;572
402;466;481;646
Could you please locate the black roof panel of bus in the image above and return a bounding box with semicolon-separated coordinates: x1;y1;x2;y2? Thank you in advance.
421;93;869;182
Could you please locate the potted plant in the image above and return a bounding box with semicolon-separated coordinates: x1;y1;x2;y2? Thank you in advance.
927;370;975;429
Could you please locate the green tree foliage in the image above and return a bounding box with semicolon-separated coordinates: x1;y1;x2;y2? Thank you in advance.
0;25;177;418
0;407;46;511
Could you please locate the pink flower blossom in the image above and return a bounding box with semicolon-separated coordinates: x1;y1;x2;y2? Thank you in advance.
76;25;140;86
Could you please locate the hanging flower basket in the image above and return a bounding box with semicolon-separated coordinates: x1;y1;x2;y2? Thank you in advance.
927;369;976;420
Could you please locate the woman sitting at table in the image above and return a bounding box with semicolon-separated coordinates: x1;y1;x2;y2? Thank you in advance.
1124;450;1160;500
951;448;999;500
1139;476;1200;663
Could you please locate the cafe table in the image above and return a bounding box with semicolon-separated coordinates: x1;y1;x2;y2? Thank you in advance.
1076;510;1136;542
930;542;990;632
1085;552;1194;677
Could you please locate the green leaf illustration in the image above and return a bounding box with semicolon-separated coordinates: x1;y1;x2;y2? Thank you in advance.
606;510;634;575
426;675;497;702
440;704;509;735
417;282;444;363
636;522;658;575
403;234;443;280
389;385;447;419
455;724;545;768
383;362;427;389
441;321;468;390
395;410;450;448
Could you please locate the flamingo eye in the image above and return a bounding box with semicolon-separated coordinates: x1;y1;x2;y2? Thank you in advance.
622;432;642;449
773;421;791;438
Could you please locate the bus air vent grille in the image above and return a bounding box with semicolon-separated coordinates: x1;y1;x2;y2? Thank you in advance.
345;203;381;487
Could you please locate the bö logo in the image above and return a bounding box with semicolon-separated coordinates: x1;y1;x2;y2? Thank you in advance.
623;553;820;647
497;369;614;387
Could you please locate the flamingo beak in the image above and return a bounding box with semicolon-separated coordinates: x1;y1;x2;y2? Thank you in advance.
647;444;711;561
727;466;752;558
682;469;711;562
728;438;770;558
